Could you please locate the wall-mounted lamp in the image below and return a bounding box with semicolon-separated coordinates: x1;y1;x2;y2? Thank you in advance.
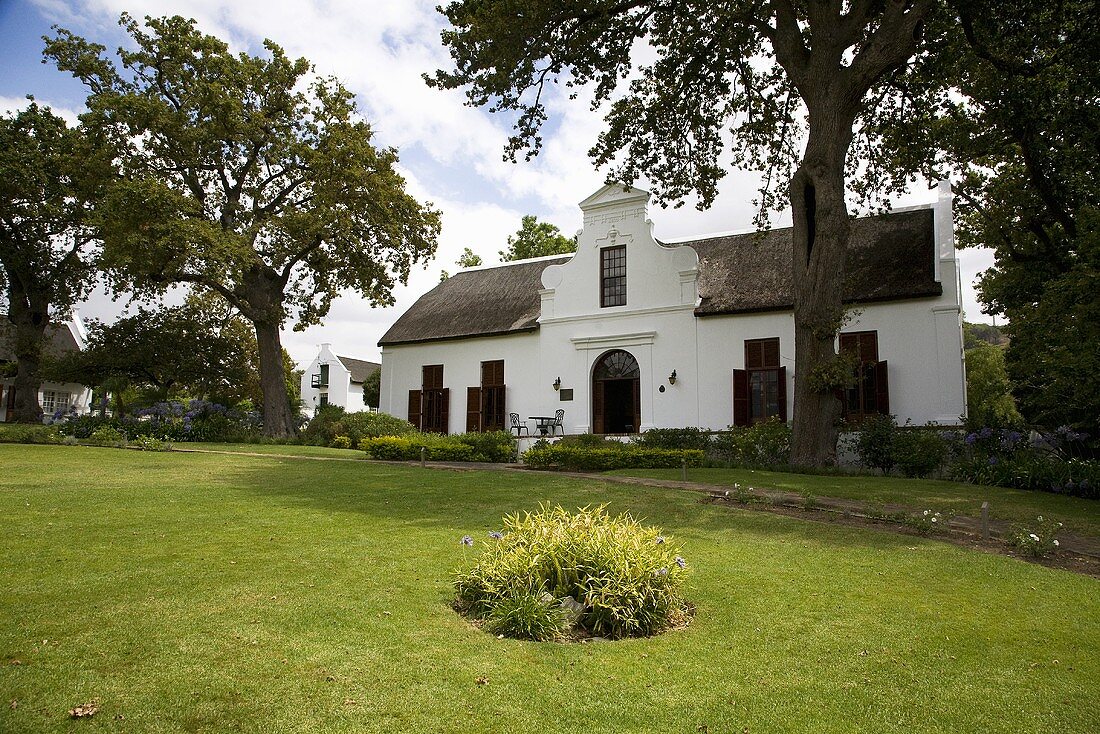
553;376;562;391
668;370;677;385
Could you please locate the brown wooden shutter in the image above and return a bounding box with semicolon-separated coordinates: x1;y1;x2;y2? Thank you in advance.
861;332;879;362
874;360;890;416
440;388;450;435
776;366;788;423
745;340;762;369
408;390;422;430
733;369;750;427
466;387;481;433
763;338;780;368
593;382;605;434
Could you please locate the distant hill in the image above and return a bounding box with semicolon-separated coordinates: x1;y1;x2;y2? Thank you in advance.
963;322;1009;350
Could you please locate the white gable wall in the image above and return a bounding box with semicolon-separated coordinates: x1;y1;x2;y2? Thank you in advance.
300;343;368;415
378;184;966;433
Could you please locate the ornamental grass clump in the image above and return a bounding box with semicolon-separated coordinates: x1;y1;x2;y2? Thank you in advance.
454;504;690;640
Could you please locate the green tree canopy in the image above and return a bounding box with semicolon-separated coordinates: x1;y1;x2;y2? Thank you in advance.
0;102;107;422
53;292;261;407
362;367;381;409
429;1;935;465
46;14;440;436
498;215;576;261
456;247;484;268
865;0;1099;436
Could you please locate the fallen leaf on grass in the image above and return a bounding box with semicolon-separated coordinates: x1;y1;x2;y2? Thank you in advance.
475;676;489;686
9;659;23;665
9;699;17;710
69;700;99;718
343;699;357;706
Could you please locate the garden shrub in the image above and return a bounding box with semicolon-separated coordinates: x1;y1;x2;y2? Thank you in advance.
302;406;416;446
893;426;949;478
358;434;478;462
709;419;791;468
59;401;260;443
556;433;620;448
331;435;353;449
0;424;62;444
453;431;517;462
632;427;713;452
522;445;703;471
89;425;126;447
455;504;690;639
481;586;573;641
856;414;897;474
1008;516;1063;557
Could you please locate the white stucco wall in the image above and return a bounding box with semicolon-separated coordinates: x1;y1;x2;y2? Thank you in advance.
300;343;369;415
377;183;966;433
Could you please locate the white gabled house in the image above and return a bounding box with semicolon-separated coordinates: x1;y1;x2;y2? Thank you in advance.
0;311;94;422
300;343;380;415
377;183;966;436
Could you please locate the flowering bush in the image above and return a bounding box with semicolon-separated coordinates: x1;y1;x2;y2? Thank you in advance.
1009;516;1063;558
62;400;261;443
949;426;1099;498
455;505;690;639
906;509;946;536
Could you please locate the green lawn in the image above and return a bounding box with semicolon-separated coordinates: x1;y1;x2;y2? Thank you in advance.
182;442;369;459
1;445;1097;733
608;467;1100;537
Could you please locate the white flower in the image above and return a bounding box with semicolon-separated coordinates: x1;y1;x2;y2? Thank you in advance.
923;510;930;516
1053;540;1060;547
931;517;938;523
1029;533;1040;541
1037;516;1043;522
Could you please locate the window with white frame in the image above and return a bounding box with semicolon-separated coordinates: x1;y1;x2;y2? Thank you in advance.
41;391;71;414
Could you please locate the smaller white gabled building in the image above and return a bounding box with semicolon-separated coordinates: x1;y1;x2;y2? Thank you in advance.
0;311;94;422
377;183;967;436
300;343;380;415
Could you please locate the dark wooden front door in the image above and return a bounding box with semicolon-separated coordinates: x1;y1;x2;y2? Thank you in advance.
592;350;640;434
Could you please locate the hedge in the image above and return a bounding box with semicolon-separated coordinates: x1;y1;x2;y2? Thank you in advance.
523;445;704;471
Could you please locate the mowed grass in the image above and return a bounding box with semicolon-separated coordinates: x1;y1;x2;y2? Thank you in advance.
0;445;1097;733
608;467;1100;538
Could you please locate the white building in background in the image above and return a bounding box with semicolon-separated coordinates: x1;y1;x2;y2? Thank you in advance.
377;183;966;436
300;343;380;415
0;311;94;422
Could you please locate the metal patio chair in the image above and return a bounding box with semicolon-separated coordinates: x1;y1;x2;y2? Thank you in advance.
509;412;530;437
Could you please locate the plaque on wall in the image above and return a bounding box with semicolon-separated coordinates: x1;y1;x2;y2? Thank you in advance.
559;389;574;401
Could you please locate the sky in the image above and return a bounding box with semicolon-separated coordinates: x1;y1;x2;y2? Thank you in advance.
0;0;996;368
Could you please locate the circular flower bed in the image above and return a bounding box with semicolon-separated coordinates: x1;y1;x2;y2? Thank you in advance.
454;504;691;641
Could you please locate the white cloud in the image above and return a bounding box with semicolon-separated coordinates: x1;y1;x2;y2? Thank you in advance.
0;94;82;125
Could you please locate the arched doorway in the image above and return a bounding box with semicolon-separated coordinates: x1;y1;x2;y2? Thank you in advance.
592;349;640;434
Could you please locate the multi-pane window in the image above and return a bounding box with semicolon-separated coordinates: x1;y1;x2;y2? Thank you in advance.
41;391;70;415
839;331;889;421
600;246;626;307
733;339;785;426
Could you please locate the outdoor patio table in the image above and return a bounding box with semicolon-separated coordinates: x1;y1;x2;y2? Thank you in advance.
528;416;555;436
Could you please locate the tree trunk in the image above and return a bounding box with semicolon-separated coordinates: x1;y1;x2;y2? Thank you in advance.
7;290;48;424
253;318;296;438
789;106;857;468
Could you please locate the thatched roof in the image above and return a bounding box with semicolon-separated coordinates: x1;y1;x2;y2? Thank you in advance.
336;355;380;384
378;209;940;345
690;208;940;316
379;257;572;346
0;319;81;362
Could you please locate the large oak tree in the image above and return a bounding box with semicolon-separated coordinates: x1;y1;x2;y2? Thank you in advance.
0;103;105;422
429;0;934;465
46;14;441;436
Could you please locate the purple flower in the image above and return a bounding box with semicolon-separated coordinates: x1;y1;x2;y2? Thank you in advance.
675;556;687;569
988;456;999;465
965;433;977;445
654;568;668;577
460;535;474;547
655;536;666;545
488;531;503;540
980;427;993;438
